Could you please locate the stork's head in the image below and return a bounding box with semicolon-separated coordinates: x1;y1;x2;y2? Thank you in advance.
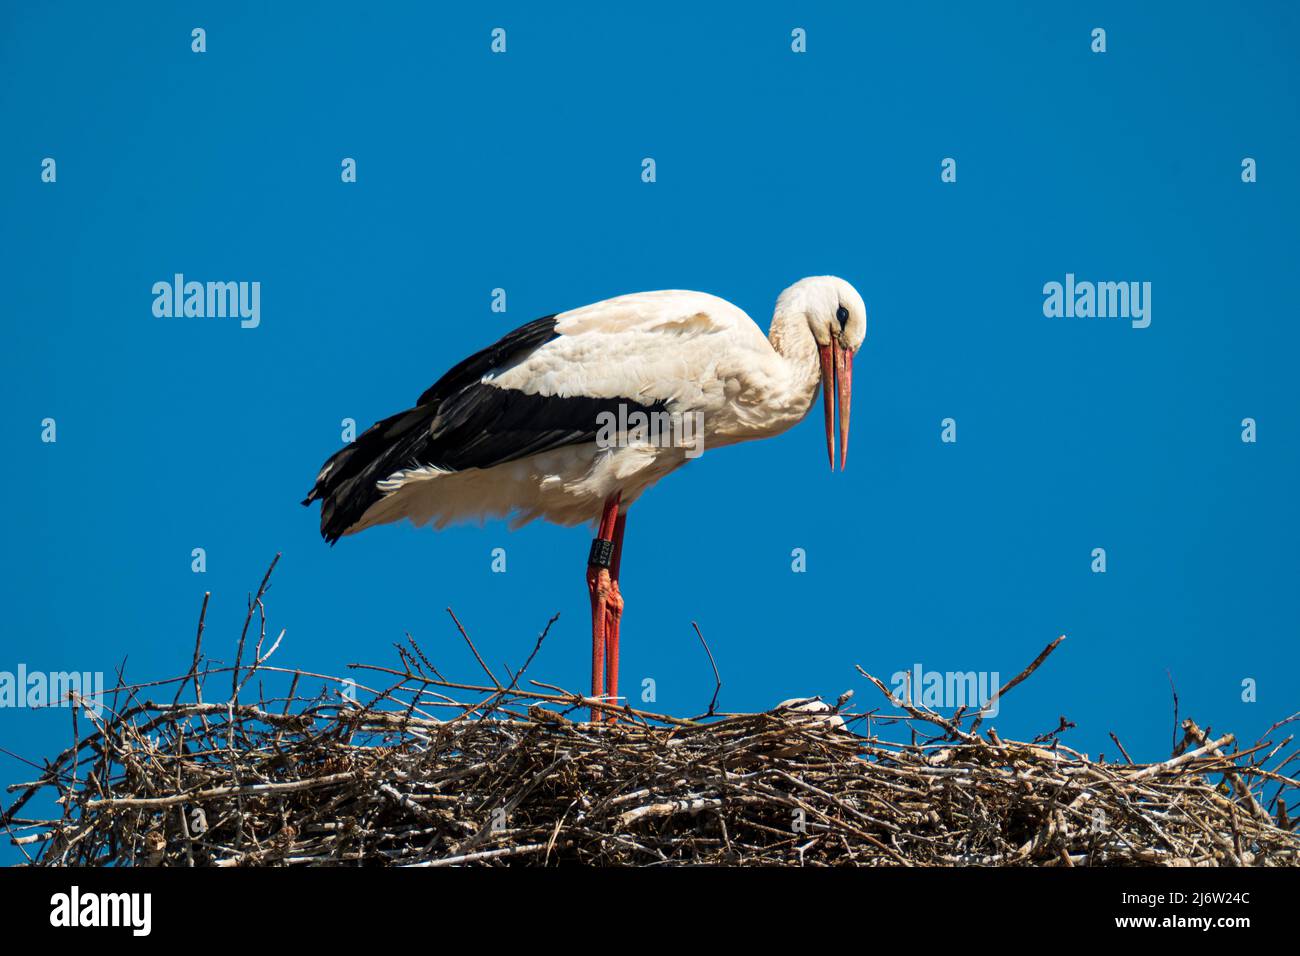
780;276;867;470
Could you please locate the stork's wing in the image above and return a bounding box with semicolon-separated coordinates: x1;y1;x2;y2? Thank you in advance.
490;289;766;409
305;296;739;542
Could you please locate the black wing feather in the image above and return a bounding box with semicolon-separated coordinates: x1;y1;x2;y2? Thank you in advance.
303;314;665;543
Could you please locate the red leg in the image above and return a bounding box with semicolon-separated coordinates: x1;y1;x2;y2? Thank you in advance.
587;491;621;722
604;512;628;720
586;565;606;720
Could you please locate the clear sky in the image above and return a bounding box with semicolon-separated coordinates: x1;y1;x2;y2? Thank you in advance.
2;2;1297;863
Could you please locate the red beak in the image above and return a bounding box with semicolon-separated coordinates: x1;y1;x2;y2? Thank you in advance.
819;341;854;470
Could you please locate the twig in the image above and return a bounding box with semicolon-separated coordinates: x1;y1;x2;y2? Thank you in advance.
232;554;281;702
446;607;501;689
691;621;722;718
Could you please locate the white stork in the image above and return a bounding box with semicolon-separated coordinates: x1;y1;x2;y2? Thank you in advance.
304;276;868;720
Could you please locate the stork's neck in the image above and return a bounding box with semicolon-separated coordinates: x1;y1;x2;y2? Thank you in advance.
766;301;823;421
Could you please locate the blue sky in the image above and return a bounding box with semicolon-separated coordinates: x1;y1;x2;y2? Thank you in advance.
2;2;1297;861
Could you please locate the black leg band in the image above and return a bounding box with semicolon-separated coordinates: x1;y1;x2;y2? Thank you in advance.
588;538;614;569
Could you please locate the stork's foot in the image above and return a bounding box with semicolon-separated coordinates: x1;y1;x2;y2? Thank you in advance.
587;491;625;724
604;580;623;721
586;565;614;723
586;568;625;723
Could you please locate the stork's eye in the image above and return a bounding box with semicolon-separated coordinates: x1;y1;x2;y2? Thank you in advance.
836;306;849;328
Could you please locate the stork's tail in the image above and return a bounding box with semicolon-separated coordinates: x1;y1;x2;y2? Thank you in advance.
302;404;436;543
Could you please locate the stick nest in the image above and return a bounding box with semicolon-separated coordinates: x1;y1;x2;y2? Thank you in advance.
4;558;1297;867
